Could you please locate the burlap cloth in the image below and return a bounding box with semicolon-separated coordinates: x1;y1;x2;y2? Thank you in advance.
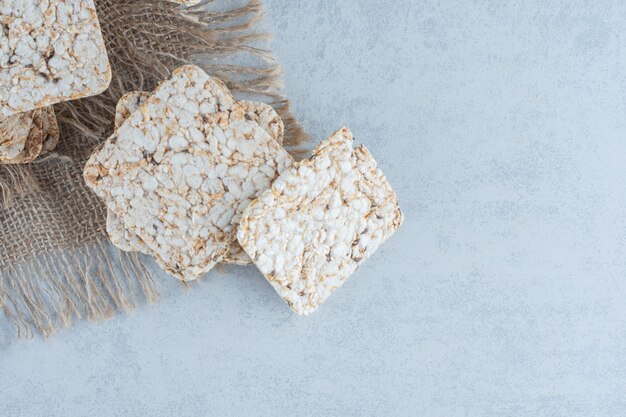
0;0;308;338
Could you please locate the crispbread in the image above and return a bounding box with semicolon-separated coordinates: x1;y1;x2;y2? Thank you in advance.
105;91;154;253
106;90;284;265
106;207;151;254
39;107;59;155
0;107;59;164
84;65;293;280
114;91;150;130
237;128;404;315
0;0;111;117
0;112;33;162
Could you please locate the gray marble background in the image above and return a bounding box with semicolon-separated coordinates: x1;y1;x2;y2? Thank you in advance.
2;1;626;416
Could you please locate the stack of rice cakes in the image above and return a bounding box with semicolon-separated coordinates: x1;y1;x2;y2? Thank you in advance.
84;65;293;281
105;89;286;266
84;65;403;314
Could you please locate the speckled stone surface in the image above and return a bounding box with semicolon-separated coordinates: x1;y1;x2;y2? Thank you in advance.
2;1;626;416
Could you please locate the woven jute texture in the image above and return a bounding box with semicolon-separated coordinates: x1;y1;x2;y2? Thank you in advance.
0;0;308;338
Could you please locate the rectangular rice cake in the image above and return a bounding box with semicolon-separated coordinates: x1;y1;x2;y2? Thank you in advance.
237;128;404;315
0;0;111;117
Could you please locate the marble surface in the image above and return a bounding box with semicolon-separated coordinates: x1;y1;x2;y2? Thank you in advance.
2;1;626;416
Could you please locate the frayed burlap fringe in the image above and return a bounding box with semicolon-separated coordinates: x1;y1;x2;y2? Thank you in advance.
0;165;39;210
0;241;158;339
0;0;309;338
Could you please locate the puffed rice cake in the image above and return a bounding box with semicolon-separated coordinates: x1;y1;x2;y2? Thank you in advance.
84;65;293;281
0;0;111;118
106;90;285;265
237;128;404;315
0;107;59;164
